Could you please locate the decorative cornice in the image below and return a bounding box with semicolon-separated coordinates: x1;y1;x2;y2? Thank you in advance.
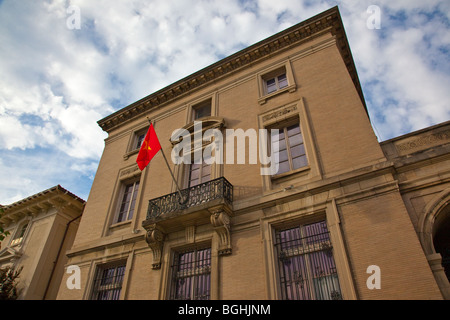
0;185;85;226
98;6;366;132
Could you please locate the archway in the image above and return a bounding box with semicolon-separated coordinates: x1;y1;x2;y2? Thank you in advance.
419;188;450;299
433;205;450;283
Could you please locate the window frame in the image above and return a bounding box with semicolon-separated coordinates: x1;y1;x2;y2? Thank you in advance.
185;158;212;188
259;99;322;192
260;201;357;300
192;99;212;121
9;220;30;247
258;61;296;105
113;179;140;225
90;261;127;300
169;246;212;300
265;72;288;95
135;131;146;150
124;124;150;160
271;122;308;176
274;220;343;300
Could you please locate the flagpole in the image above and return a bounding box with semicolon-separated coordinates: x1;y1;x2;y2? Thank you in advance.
146;118;187;204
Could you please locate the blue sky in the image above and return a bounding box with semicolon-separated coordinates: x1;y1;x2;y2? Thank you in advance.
0;0;449;204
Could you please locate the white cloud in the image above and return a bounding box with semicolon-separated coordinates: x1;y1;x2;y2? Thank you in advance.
0;0;449;203
340;0;450;139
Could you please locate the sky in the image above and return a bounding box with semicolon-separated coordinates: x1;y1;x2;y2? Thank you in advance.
0;0;449;204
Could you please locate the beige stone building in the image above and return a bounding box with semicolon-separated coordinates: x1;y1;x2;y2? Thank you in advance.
56;6;449;300
0;185;85;300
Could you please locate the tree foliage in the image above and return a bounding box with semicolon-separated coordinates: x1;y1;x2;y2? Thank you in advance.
0;266;22;300
0;207;10;243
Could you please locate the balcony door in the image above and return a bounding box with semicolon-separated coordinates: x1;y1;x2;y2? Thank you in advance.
187;158;211;188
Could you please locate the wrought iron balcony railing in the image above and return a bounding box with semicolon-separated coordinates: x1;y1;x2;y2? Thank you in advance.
146;177;233;220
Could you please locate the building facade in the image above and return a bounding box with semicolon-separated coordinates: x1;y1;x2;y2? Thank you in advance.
56;7;449;300
0;185;85;300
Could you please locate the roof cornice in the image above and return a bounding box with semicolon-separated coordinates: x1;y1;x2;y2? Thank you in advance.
98;6;366;132
0;185;85;226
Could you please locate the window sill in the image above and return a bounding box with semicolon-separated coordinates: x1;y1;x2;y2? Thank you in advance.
123;149;139;160
258;84;297;105
271;165;310;181
110;220;132;230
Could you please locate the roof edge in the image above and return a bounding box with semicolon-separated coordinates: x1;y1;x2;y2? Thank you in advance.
98;6;366;132
1;185;86;213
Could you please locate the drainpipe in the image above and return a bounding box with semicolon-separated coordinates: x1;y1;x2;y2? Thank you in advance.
42;211;83;300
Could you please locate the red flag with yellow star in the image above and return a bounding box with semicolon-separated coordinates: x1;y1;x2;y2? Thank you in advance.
136;123;162;171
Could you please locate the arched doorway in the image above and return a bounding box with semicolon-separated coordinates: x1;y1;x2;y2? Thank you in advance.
419;189;450;299
433;205;450;283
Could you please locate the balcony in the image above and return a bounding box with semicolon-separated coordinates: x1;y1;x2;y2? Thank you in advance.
142;177;234;268
146;177;233;220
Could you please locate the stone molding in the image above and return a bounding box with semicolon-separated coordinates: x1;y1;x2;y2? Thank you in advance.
98;6;363;133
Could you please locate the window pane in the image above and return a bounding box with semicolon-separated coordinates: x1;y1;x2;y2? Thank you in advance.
287;124;301;136
288;134;303;147
195;273;210;300
117;182;139;223
201;174;211;183
277;161;290;174
277;136;287;151
278;149;289;162
309;251;341;300
290;144;306;158
266;78;277;93
282;255;312;300
278;73;288;89
279;227;302;251
14;223;28;240
190;167;200;180
101;268;115;285
127;181;140;220
136;133;145;149
202;163;211;178
274;133;286;151
189;178;199;187
195;106;211;119
292;156;308;169
191;162;201;169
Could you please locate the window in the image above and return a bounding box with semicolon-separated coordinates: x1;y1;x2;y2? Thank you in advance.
274;220;342;300
135;132;146;150
169;247;211;300
115;180;140;223
10;223;28;246
192;100;212;120
258;62;296;104
124;127;149;160
91;262;126;300
266;73;288;94
187;160;211;187
272;123;308;175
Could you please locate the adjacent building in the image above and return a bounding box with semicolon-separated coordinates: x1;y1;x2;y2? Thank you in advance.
55;6;449;300
0;185;85;300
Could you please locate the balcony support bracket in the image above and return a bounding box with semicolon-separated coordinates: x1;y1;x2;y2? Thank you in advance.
144;223;166;270
210;209;232;256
